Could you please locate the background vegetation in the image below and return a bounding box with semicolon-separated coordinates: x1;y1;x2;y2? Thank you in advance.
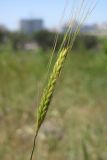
0;30;107;160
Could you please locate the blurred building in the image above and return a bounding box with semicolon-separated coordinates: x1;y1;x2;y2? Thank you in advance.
62;21;107;36
62;20;78;33
0;25;7;32
20;19;44;34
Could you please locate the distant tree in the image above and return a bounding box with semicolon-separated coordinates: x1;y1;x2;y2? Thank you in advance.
10;32;29;51
83;35;98;49
0;30;7;44
33;30;54;50
74;34;98;50
0;31;4;43
102;37;107;55
33;30;63;51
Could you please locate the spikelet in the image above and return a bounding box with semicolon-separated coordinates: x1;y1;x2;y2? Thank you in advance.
36;47;68;131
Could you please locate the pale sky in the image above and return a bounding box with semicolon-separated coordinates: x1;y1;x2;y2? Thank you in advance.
0;0;106;30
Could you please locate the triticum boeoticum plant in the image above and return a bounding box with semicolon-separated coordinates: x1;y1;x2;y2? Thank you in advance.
36;48;68;130
30;48;68;160
30;1;97;159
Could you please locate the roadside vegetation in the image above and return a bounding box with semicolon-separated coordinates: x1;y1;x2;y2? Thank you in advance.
0;33;107;159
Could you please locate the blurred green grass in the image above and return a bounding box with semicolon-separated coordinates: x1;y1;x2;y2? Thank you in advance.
0;46;107;160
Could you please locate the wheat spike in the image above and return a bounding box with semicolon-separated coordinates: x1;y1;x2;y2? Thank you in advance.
36;47;68;131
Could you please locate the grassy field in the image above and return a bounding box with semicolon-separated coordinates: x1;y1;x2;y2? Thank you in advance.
0;45;107;160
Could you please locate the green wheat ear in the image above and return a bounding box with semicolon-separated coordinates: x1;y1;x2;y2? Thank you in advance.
36;47;68;131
